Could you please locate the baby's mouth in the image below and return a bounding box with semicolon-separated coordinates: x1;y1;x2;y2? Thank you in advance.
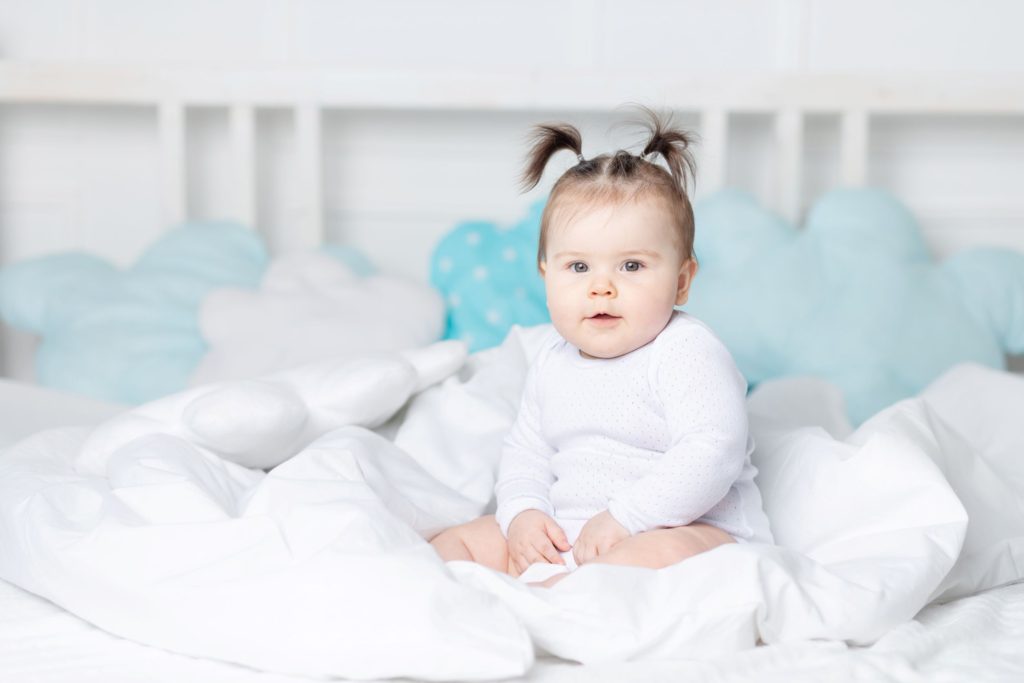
588;313;621;322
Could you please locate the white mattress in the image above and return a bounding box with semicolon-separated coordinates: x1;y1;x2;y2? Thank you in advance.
0;576;1021;682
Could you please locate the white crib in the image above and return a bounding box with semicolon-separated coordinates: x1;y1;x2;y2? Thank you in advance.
3;63;1023;379
1;58;1024;683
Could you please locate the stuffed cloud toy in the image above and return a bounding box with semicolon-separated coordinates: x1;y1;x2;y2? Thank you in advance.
0;222;267;403
191;250;446;385
0;222;445;404
687;189;1024;423
431;201;549;351
430;189;1024;424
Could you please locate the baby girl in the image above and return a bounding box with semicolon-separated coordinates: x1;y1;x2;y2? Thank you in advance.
430;108;772;585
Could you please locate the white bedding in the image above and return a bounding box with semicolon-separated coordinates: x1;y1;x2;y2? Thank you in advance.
1;577;1021;682
0;329;1022;680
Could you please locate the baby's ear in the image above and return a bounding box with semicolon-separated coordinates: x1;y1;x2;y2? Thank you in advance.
675;259;698;306
538;260;547;277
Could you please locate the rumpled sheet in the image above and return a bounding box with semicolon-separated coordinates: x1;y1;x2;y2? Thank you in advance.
1;325;1022;681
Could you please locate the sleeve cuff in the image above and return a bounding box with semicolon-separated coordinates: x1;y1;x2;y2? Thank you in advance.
495;497;553;538
606;499;649;536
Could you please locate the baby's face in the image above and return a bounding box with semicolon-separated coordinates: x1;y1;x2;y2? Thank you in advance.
541;199;696;359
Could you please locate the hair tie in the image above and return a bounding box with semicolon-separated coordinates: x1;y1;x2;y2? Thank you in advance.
638;151;648;161
576;153;585;163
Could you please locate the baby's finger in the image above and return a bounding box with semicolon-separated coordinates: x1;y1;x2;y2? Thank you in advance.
573;540;590;566
537;541;565;565
545;521;571;552
516;544;540;565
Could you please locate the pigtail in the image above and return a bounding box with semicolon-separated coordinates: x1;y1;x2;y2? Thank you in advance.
520;123;584;192
526;106;700;265
635;105;698;195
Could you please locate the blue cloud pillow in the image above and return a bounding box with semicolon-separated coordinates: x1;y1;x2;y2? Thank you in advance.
688;189;1024;422
430;189;1024;424
0;222;267;403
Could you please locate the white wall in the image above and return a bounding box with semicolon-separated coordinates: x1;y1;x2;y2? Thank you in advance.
1;1;1023;378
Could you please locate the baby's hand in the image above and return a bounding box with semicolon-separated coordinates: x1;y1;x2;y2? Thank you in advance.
506;510;571;576
573;510;630;566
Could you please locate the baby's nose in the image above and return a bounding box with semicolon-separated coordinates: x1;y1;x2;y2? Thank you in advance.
589;279;616;297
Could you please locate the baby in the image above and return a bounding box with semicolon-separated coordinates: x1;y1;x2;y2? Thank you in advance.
430;108;772;584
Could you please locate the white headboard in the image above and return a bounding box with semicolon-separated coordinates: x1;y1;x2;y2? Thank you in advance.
4;63;1022;240
2;62;1023;377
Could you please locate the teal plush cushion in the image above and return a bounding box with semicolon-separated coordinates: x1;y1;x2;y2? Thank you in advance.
687;189;1024;423
0;222;267;403
431;201;548;351
430;189;1024;424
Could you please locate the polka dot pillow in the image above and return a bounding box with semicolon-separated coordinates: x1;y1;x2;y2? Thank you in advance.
430;200;549;350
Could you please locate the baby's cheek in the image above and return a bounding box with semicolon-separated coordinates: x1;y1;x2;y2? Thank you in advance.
547;306;578;337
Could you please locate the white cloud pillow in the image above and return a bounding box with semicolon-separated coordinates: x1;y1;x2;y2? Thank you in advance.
192;251;445;385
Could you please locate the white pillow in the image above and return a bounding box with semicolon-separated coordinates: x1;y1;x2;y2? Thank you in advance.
192;252;446;385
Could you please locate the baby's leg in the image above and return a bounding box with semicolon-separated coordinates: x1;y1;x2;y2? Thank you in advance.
429;515;511;574
590;522;734;570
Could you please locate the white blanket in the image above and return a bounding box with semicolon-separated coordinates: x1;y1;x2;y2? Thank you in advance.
1;326;1022;681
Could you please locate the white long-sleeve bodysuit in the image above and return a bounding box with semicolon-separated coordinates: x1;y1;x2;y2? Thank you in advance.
494;312;773;549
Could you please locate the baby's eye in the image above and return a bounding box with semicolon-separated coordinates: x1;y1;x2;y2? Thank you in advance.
622;261;643;272
570;262;589;273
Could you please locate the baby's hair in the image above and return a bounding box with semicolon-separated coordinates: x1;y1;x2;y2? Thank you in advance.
521;105;698;268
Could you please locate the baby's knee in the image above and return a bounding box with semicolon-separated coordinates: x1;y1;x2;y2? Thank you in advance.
636;525;730;567
431;515;496;542
465;514;501;534
663;524;734;562
432;515;508;572
659;532;707;564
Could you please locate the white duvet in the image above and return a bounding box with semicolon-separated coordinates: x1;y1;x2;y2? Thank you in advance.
0;326;1022;681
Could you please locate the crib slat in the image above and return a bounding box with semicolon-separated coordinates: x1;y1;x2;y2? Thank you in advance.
840;109;869;187
295;104;324;249
158;101;186;228
698;108;728;197
230;104;257;228
775;108;803;223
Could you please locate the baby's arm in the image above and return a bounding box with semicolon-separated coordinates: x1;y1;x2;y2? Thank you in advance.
494;363;571;571
494;363;558;537
607;325;749;536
